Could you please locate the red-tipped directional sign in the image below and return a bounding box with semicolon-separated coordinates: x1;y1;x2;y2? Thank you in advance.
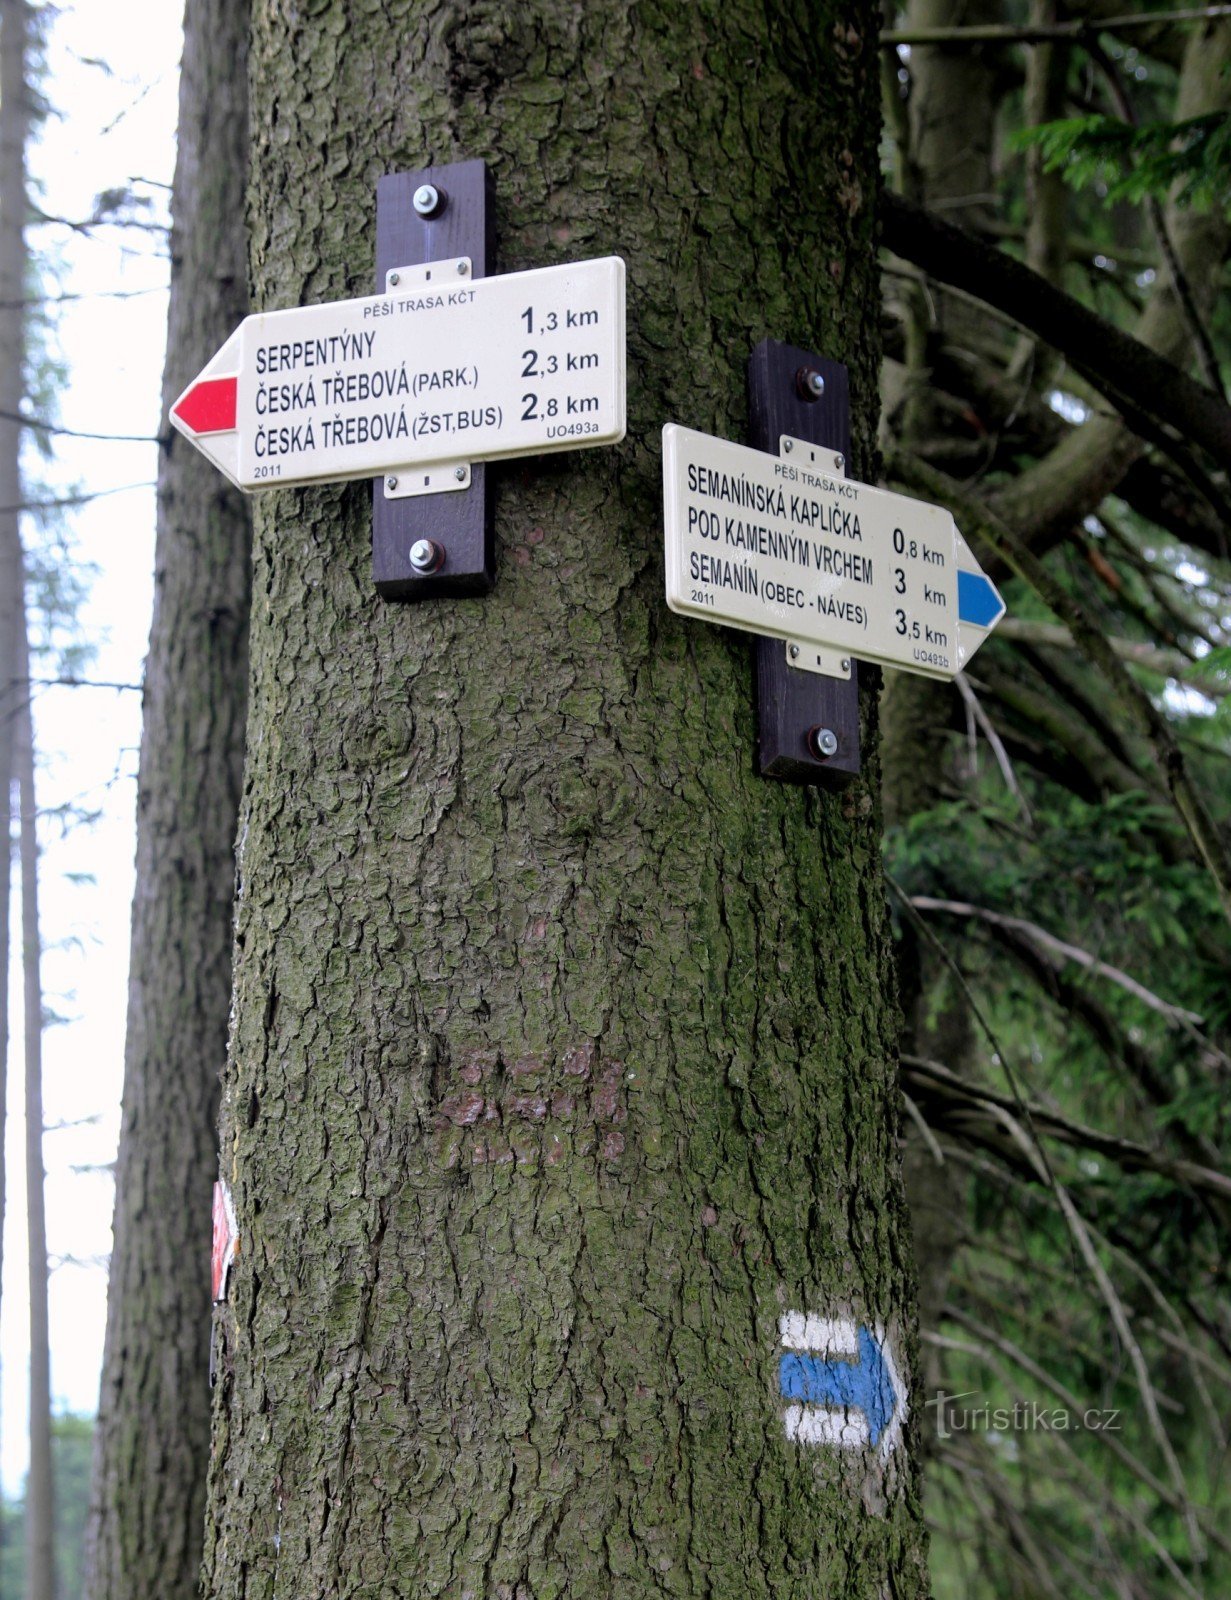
170;256;626;492
172;375;237;435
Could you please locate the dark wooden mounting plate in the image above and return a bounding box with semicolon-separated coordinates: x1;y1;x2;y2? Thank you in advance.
747;337;861;786
372;160;495;599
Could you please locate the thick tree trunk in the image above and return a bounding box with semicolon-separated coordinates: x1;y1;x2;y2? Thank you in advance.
18;630;53;1600
84;2;252;1597
204;3;927;1596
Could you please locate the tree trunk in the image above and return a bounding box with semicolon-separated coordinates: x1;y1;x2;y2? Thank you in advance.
883;0;1002;1402
18;626;53;1600
0;0;32;1464
203;3;928;1595
84;2;252;1597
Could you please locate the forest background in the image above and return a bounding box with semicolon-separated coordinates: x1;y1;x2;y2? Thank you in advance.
3;1;1231;1597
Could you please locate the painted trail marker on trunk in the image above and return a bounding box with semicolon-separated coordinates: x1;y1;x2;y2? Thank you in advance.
779;1312;907;1457
170;255;626;494
663;422;1004;682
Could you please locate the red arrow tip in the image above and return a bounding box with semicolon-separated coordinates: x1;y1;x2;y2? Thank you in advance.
173;375;237;435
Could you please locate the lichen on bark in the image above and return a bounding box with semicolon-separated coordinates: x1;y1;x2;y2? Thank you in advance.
204;3;928;1595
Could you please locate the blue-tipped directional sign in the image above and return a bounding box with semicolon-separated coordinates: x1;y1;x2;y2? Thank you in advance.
663;424;1006;682
778;1313;907;1455
957;568;1006;630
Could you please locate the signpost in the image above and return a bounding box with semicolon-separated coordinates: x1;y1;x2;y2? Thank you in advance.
663;422;1004;684
171;255;626;494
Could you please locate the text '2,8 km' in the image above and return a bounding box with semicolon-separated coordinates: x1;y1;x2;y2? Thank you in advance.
169;256;626;492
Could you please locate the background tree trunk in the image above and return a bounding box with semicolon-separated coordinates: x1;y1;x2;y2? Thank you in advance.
0;0;33;1460
882;0;1002;1399
84;2;252;1596
203;2;928;1595
18;630;53;1600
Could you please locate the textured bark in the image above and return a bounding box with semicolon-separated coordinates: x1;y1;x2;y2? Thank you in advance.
84;3;251;1598
18;630;53;1600
882;0;998;1408
0;0;32;1450
1006;0;1068;385
203;3;927;1597
896;0;1001;442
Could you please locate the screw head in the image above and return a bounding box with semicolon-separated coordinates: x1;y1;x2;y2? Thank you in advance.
413;183;442;217
386;475;398;491
457;259;469;276
833;453;844;472
841;657;851;672
783;439;793;454
454;466;467;482
789;643;800;660
809;726;839;760
796;367;825;401
409;538;444;574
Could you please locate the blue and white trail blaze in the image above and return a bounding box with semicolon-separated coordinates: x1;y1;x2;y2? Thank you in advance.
779;1313;907;1456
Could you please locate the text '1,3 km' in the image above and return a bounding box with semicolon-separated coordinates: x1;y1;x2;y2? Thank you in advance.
170;256;626;492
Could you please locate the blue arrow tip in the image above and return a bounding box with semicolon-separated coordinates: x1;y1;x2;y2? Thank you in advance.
958;569;1005;630
779;1326;898;1448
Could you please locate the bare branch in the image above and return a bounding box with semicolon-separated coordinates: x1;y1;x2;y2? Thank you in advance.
881;192;1231;474
910;895;1209;1027
994;617;1228;693
0;480;156;515
882;7;1231;48
0;407;163;443
953;673;1035;820
887;446;1231;926
903;1053;1231;1201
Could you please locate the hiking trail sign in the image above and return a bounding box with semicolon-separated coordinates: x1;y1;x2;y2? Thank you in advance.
662;422;1004;682
170;255;626;493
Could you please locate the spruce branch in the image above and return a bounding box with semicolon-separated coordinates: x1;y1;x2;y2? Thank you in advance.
881;191;1231;474
886;446;1231;926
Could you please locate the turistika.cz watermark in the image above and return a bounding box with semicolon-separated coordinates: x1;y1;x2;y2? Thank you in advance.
927;1389;1122;1439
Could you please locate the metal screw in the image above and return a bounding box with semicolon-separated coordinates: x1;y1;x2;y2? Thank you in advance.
841;657;851;672
457;259;469;276
386;475;398;491
413;183;442;217
389;271;400;287
809;726;839;760
833;453;844;472
789;643;800;660
454;466;466;482
409;538;445;574
783;439;793;453
796;367;825;402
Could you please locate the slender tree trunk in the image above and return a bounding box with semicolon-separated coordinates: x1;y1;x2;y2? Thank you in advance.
882;0;1002;1400
18;625;53;1600
84;2;251;1597
989;16;1231;549
203;3;928;1596
898;0;1004;444
0;0;32;1473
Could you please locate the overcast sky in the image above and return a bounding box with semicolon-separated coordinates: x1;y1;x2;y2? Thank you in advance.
2;0;182;1494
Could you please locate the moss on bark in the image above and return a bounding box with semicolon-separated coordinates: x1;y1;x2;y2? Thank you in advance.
204;3;928;1595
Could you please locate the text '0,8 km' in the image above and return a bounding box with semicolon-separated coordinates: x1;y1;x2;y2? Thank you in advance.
169;256;626;492
662;424;1005;682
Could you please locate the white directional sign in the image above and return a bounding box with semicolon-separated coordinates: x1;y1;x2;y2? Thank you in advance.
170;256;626;492
662;424;1005;680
